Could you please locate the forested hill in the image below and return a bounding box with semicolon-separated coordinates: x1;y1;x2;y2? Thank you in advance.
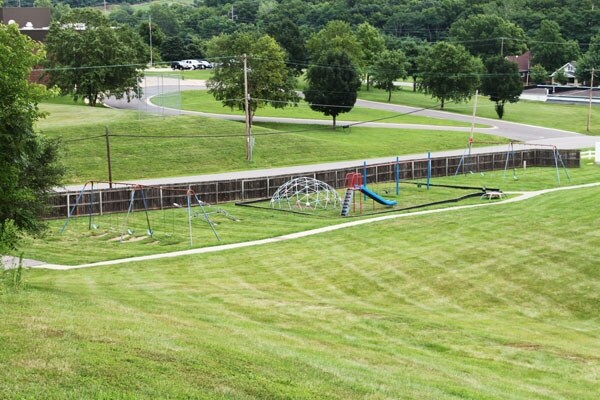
5;0;599;45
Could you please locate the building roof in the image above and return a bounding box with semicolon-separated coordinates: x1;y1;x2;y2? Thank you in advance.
0;7;51;41
550;61;577;78
506;51;531;72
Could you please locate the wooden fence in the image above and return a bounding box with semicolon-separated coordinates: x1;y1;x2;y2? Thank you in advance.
45;148;580;219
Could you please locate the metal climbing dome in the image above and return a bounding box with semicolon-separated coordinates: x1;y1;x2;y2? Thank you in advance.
270;177;341;210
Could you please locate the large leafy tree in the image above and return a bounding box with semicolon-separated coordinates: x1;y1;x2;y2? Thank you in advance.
480;55;523;119
306;20;363;66
530;20;580;72
372;49;408;102
418;41;483;109
0;24;64;241
206;32;299;126
449;14;527;59
356;22;386;90
265;18;307;76
45;9;148;106
304;50;361;128
396;36;429;92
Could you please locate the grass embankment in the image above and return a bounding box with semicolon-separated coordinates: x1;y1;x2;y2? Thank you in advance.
37;103;503;184
2;183;600;399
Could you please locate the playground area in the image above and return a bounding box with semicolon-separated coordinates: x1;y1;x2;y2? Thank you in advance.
22;145;589;266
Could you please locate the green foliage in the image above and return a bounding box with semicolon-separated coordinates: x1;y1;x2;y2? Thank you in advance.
481;55;523;119
356;22;386;90
396;37;429;92
417;41;484;109
306;20;363;66
371;49;408;102
304;50;361;128
0;24;64;236
554;68;568;85
530;20;580;72
206;32;299;125
264;18;307;76
530;64;549;84
45;9;148;106
576;34;600;86
449;14;527;59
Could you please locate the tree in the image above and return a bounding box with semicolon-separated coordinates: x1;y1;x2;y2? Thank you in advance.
304;50;361;128
530;64;549;84
554;68;568;85
480;55;523;119
530;20;580;73
372;50;408;102
306;20;363;66
45;9;148;106
265;18;307;76
0;24;64;240
206;32;299;126
396;36;429;92
356;22;385;90
576;34;600;86
449;14;527;59
418;41;483;109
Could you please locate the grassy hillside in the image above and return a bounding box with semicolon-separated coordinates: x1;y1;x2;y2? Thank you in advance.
2;184;599;399
37;103;504;184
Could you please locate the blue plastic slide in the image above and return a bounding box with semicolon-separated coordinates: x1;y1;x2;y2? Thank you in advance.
359;186;397;206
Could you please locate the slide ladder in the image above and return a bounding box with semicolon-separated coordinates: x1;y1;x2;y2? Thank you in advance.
340;188;354;216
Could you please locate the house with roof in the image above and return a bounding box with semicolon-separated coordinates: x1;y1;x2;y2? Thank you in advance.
0;7;51;41
506;51;532;85
550;61;578;86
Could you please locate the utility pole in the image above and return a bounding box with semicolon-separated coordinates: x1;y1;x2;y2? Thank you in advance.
588;67;595;132
243;54;252;161
105;127;113;188
149;15;153;67
229;5;237;21
500;37;505;57
469;90;479;155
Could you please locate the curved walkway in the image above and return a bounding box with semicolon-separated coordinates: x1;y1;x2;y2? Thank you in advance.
23;181;600;270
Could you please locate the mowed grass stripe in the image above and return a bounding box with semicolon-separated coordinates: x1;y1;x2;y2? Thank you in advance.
3;186;599;398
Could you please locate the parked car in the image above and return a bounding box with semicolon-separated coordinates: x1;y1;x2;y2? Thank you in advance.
171;61;186;70
196;60;213;69
181;59;202;70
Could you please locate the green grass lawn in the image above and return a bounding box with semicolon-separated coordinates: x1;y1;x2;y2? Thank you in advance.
37;103;505;184
152;90;480;127
2;182;600;399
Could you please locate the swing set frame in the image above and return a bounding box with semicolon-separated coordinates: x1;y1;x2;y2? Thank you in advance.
60;180;223;245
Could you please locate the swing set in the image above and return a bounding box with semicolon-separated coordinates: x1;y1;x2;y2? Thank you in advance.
60;180;236;245
453;139;571;183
